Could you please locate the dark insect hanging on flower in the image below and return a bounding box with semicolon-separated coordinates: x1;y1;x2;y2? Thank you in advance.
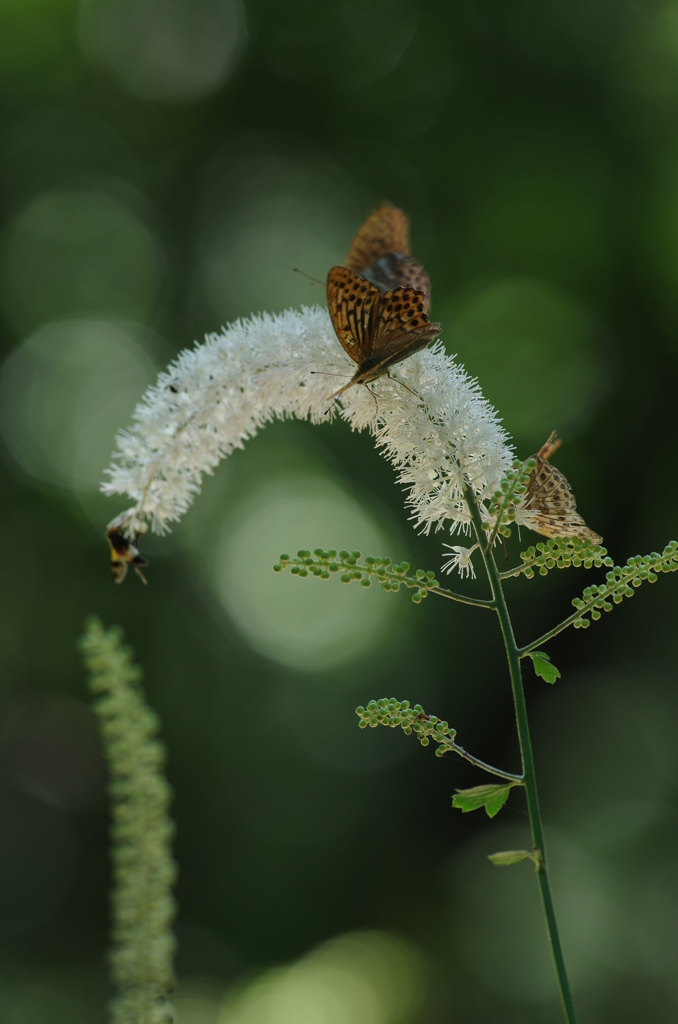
106;525;149;584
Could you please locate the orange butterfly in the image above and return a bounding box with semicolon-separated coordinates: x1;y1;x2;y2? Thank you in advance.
344;202;432;312
518;432;602;544
326;265;441;401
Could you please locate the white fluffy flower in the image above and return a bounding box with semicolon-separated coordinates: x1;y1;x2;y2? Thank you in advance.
102;305;513;538
441;544;479;579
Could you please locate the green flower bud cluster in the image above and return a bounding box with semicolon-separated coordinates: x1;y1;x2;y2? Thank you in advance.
508;536;612;579
572;541;678;628
356;698;456;757
485;458;532;540
274;550;439;603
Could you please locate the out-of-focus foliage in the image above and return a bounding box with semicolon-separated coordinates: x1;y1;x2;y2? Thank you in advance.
1;1;678;1021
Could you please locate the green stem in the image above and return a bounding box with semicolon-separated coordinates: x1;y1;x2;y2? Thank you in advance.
450;742;524;782
465;485;579;1024
518;612;581;656
430;587;495;609
499;564;536;580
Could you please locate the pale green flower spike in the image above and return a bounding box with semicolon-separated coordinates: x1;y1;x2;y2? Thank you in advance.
80;618;177;1024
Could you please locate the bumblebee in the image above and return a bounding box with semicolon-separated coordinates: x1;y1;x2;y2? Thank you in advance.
106;525;149;584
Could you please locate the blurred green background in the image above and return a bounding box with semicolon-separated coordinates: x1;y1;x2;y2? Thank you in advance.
2;0;678;1021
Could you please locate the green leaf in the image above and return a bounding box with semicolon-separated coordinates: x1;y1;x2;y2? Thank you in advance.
452;783;516;818
488;849;538;867
528;650;561;684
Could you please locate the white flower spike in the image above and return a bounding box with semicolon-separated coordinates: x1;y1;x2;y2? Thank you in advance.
102;305;513;540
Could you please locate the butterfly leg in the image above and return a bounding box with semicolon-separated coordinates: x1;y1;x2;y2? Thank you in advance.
362;382;380;414
385;371;420;401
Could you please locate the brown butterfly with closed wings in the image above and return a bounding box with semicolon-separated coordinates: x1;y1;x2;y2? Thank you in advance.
343;202;432;312
518;432;602;544
326;265;442;401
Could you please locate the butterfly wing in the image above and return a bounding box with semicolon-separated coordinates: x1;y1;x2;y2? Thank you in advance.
326;265;380;365
363;253;432;313
326;269;441;401
367;286;442;369
519;439;602;543
344;203;411;271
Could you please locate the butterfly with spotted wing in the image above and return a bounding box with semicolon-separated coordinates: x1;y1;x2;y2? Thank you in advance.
326;265;442;401
519;432;602;544
343;202;432;312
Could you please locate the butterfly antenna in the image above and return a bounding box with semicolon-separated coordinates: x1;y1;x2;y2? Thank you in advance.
292;268;324;287
324;383;379;418
310;369;352;379
538;431;562;461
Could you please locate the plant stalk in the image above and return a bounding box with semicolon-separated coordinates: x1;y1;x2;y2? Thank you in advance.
465;486;579;1024
450;742;524;782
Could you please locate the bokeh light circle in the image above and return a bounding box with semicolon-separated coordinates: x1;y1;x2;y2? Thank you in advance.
192;152;359;323
0;187;165;335
441;278;607;442
0;320;158;493
213;478;397;673
216;930;428;1024
78;0;246;102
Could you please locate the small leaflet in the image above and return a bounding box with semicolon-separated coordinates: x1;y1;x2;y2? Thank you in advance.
528;650;561;685
452;783;516;819
488;850;538;867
